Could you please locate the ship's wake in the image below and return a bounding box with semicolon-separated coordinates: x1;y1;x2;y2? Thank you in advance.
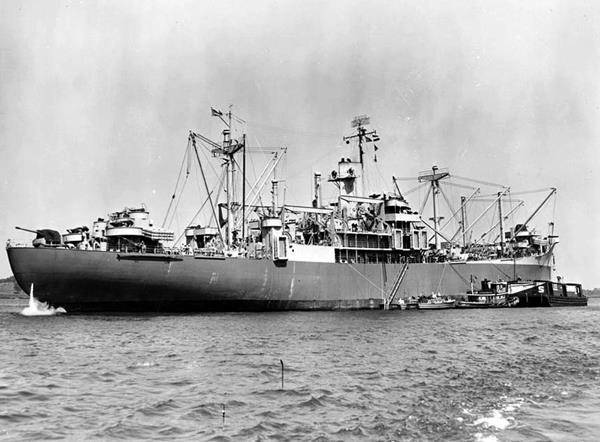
21;284;66;316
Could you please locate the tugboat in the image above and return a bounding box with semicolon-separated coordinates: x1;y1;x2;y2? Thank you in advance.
7;109;560;312
456;292;513;308
456;279;515;308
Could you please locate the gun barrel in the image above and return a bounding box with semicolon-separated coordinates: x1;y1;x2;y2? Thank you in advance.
15;226;41;234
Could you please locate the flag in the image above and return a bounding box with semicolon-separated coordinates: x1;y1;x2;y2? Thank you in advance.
372;135;380;142
374;145;379;151
211;107;223;117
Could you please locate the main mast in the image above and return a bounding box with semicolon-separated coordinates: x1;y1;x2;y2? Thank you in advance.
418;165;450;250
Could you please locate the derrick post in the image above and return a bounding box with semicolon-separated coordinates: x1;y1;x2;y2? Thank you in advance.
498;191;504;257
460;196;467;248
431;166;439;250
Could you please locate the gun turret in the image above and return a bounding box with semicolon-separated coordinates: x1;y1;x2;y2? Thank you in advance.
15;227;62;247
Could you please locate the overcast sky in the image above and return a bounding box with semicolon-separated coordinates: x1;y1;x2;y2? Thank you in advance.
1;0;599;287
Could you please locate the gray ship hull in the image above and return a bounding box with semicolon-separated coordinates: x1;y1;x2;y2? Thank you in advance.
7;247;552;312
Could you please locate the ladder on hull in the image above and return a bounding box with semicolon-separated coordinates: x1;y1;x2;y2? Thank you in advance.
384;262;409;310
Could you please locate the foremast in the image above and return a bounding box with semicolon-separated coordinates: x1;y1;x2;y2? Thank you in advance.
185;107;290;257
189;107;246;251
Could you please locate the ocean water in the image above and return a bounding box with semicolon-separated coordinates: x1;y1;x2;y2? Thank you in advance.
1;298;599;441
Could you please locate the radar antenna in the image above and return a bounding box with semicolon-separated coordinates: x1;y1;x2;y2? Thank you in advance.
342;115;380;194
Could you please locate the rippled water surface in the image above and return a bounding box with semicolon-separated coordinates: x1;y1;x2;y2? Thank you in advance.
1;299;599;441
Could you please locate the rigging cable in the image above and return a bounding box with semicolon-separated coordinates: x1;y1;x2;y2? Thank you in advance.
436;263;447;294
250;135;270;209
190;137;227;227
446;262;471;286
490;262;512;280
419;185;433;216
167;164;191;230
437;185;458;227
191;135;225;244
490;202;524;243
443;180;479;191
162;138;191;227
207;169;225;227
193;136;222;179
403;182;428;196
189;158;225;227
373;156;389;195
486;204;498;244
438;187;480;239
508;187;554;196
345;263;383;292
507;189;515;231
172;190;215;246
451;174;506;189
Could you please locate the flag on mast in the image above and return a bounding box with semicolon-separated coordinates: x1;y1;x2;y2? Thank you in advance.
211;107;223;117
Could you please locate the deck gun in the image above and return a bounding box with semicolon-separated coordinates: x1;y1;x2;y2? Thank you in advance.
15;226;63;247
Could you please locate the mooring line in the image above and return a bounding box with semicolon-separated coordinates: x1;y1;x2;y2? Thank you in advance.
446;262;471;285
345;263;383;292
490;262;512;280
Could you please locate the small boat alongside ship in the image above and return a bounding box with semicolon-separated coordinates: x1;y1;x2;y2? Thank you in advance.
418;294;456;310
509;280;587;307
455;278;586;308
405;297;420;310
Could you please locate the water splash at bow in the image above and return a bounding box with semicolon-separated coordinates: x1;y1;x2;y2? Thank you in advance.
21;283;66;316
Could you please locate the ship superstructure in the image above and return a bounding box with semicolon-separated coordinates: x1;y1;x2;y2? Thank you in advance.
7;108;558;311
